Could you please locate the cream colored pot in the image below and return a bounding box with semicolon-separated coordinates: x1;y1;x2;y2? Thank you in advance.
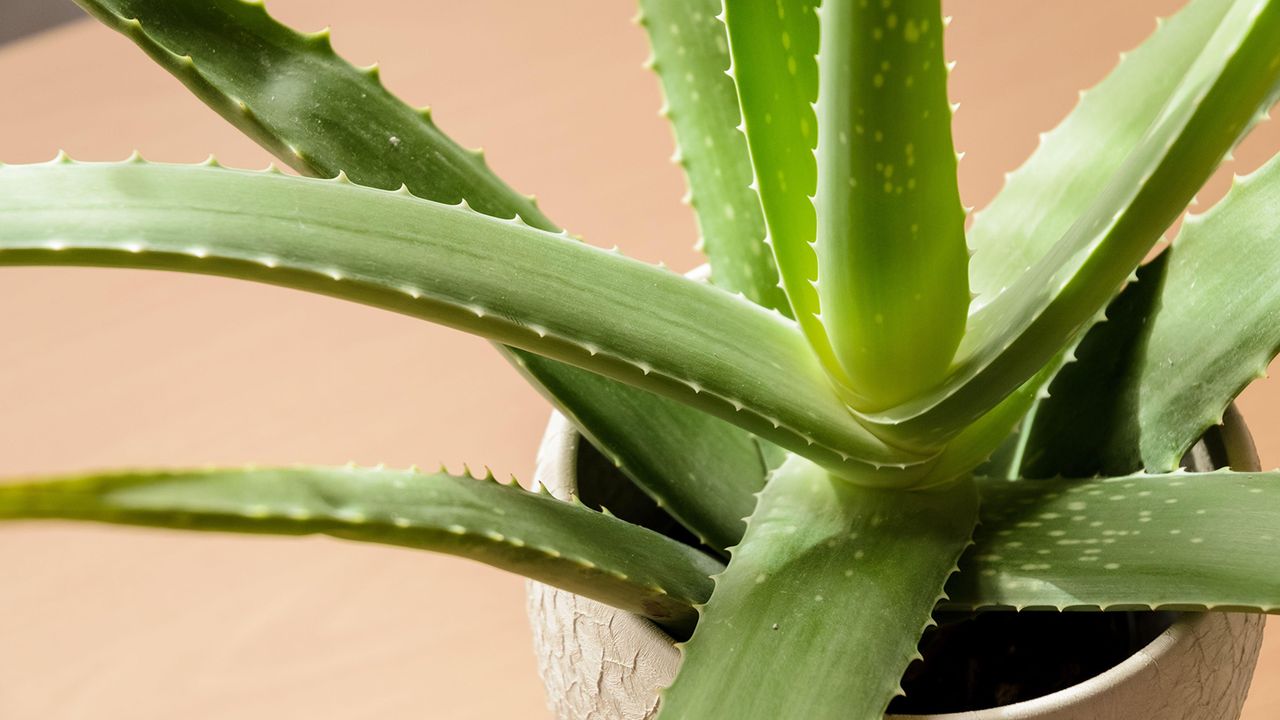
527;409;1264;720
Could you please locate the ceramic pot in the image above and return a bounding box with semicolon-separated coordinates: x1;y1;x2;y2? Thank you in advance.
527;409;1265;720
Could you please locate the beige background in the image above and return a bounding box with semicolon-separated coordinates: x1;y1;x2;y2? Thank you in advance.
0;1;1276;717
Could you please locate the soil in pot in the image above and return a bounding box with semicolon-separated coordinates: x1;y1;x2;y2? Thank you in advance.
887;610;1178;714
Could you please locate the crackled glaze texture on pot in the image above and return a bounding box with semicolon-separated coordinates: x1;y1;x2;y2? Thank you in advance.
527;411;1265;720
526;414;681;720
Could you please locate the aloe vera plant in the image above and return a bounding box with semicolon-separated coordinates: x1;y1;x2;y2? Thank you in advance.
3;0;1280;717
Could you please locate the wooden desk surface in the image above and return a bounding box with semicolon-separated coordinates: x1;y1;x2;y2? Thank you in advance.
0;1;1275;717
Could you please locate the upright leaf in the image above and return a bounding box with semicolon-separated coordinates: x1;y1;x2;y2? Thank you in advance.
915;358;1057;487
0;160;933;484
815;0;968;410
637;1;800;503
1024;150;1280;476
865;0;1280;447
0;465;722;632
73;0;773;544
638;0;789;313
658;457;977;720
724;0;851;390
967;0;1234;307
972;398;1043;481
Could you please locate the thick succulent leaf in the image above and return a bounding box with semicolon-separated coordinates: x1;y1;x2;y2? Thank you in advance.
756;440;792;473
1024;151;1280;476
514;354;766;552
76;0;769;550
723;0;850;390
0;159;935;484
638;0;789;314
658;457;978;720
0;465;721;632
815;0;967;409
973;399;1042;481
74;0;552;226
632;3;794;528
1017;253;1168;478
964;0;1256;478
916;359;1055;488
967;0;1233;306
945;472;1280;613
508;353;763;552
866;0;1280;446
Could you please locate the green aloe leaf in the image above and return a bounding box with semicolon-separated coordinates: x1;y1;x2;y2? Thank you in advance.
757;440;792;473
0;159;932;484
723;0;852;391
0;465;722;632
966;0;1233;306
636;0;797;515
945;471;1280;613
1017;253;1169;479
815;0;968;410
916;359;1056;488
508;354;763;552
657;457;978;720
638;0;789;314
74;0;551;225
74;0;771;550
973;399;1043;481
865;0;1280;448
1023;150;1280;476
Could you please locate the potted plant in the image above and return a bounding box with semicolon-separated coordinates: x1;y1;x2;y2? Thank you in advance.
1;0;1279;717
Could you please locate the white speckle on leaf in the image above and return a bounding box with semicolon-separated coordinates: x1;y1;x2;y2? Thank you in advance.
336;508;367;523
